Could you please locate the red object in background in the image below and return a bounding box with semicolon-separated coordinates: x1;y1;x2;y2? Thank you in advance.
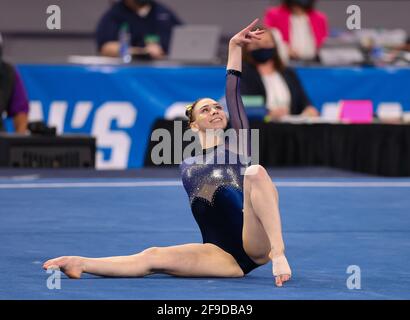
264;4;328;49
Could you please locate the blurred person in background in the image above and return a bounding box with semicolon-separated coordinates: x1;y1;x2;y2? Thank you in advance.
0;34;29;133
264;0;328;61
391;37;410;58
402;37;410;52
96;0;182;59
241;27;318;121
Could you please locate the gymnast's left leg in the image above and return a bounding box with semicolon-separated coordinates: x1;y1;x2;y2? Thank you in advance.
242;164;291;287
42;243;244;279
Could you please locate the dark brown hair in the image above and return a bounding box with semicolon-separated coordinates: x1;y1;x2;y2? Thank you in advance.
283;0;316;12
185;98;206;126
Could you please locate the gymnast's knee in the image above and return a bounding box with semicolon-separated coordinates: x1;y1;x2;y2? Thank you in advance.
244;165;278;198
142;246;184;273
141;247;162;270
244;165;270;183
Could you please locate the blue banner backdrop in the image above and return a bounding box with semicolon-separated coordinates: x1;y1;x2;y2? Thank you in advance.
16;65;226;169
13;64;410;169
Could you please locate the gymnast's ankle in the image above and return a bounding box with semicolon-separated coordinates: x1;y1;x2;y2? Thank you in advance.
269;246;285;259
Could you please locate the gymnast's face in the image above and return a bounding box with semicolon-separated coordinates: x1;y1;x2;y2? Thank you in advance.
190;98;228;132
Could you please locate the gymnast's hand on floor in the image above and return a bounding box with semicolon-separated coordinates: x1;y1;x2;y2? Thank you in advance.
229;18;265;48
271;254;292;287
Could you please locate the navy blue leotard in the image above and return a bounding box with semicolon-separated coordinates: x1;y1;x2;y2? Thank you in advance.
179;69;261;274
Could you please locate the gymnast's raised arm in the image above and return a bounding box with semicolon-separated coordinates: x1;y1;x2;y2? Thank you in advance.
225;19;264;155
227;19;264;73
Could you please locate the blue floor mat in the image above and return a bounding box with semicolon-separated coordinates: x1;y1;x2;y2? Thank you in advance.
1;177;409;300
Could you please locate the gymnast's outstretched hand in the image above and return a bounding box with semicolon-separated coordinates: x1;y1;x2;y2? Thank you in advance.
227;19;265;72
230;18;265;47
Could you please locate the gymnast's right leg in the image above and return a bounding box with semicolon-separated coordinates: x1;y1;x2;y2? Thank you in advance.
42;243;244;279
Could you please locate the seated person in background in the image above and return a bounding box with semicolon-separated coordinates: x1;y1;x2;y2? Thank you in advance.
96;0;182;59
0;45;29;133
264;0;328;61
403;37;410;52
393;36;410;52
240;28;318;121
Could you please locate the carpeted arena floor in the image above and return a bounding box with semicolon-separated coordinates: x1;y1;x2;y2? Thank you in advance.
1;168;409;300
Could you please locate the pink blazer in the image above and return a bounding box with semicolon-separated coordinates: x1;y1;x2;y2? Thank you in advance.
264;5;328;48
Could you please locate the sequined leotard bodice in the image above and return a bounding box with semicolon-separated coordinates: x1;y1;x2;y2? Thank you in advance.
179;70;260;274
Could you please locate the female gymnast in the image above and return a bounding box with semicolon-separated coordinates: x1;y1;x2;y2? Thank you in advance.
43;19;292;287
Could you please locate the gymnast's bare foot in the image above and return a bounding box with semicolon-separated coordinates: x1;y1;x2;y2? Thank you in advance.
270;252;292;287
43;256;84;279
